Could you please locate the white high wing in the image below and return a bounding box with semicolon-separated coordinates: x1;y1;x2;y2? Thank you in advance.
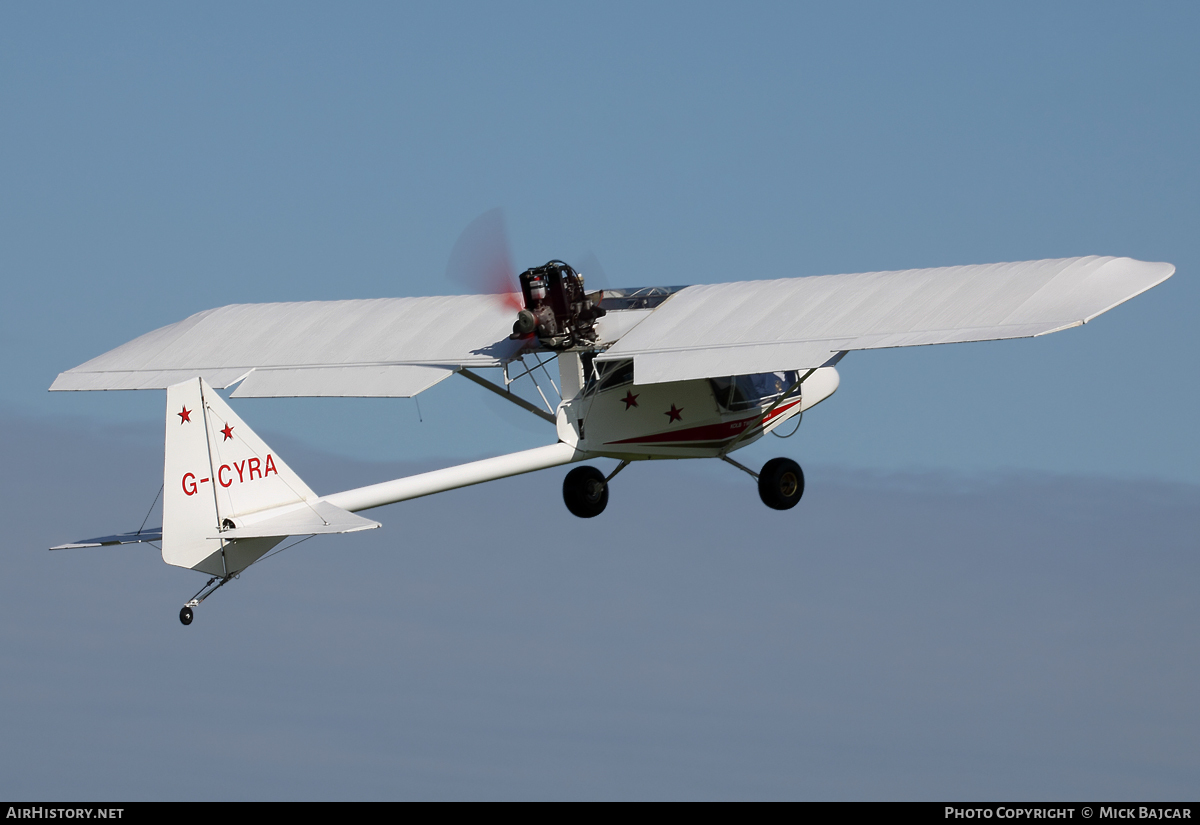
50;255;1174;624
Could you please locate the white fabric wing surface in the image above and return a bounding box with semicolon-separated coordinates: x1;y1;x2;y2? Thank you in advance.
50;256;1173;394
51;294;523;395
597;256;1173;384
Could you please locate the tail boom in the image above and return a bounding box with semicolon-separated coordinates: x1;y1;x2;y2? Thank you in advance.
324;442;585;513
162;378;585;576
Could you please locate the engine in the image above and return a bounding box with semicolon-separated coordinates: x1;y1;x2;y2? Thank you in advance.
511;260;606;349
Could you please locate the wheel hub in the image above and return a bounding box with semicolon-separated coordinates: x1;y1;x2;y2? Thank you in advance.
780;472;798;497
584;480;604;502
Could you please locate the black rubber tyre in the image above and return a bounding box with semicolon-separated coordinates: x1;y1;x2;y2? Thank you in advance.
758;457;804;510
179;606;194;626
563;465;609;518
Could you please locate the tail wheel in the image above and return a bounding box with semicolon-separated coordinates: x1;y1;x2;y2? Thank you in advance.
758;457;804;510
563;466;609;518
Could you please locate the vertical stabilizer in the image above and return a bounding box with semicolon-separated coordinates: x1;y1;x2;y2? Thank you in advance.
163;379;224;573
163;378;317;575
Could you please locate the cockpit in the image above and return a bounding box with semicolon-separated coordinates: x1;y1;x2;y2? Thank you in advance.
709;372;799;411
583;360;799;412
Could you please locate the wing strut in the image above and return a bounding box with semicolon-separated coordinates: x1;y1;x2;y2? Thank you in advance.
458;368;557;424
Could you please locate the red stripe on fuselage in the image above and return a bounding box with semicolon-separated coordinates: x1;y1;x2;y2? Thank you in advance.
606;400;801;446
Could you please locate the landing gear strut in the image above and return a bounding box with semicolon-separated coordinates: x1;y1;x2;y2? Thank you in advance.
758;457;804;510
563;465;609;518
179;574;234;625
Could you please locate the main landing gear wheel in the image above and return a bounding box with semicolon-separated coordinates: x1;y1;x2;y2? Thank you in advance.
179;606;194;626
758;457;804;510
563;465;609;518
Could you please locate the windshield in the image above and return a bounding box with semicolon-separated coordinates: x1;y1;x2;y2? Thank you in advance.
709;372;799;411
584;359;634;396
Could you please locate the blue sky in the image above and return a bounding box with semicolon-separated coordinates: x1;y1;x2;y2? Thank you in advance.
2;1;1198;799
5;420;1199;799
3;1;1197;479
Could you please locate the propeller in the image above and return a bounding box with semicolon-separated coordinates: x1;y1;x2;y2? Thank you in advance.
444;208;523;312
574;250;612;293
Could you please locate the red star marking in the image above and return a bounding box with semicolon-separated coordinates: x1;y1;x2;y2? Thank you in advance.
178;406;191;424
220;422;234;441
665;404;683;423
621;390;639;410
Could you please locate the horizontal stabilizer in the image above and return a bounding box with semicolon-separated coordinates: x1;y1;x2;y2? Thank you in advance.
51;529;163;550
218;500;380;540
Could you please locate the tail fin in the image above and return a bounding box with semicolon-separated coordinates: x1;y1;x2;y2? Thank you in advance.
163;378;377;576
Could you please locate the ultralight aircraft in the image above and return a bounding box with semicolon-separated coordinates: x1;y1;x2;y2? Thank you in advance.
49;245;1174;624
